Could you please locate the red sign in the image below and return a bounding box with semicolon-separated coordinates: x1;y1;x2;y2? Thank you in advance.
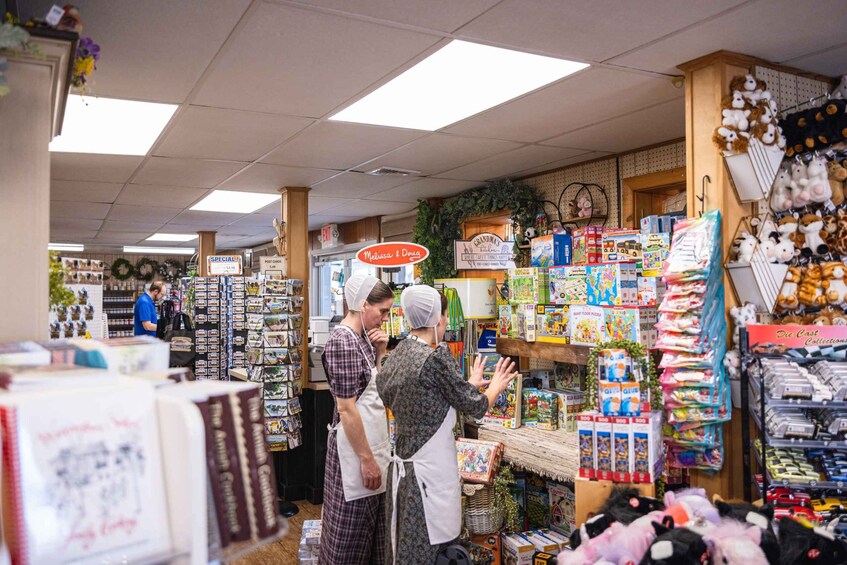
747;325;847;352
356;242;429;268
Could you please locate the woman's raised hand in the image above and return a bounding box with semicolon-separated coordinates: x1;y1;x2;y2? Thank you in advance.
468;354;491;388
489;356;518;395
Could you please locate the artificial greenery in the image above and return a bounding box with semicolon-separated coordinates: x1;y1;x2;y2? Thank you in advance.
586;339;661;412
157;259;184;283
493;464;520;533
110;257;134;281
135;257;159;282
412;179;540;283
49;253;75;310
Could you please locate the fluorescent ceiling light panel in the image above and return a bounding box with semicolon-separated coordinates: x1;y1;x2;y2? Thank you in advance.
190;190;279;214
48;243;84;251
146;233;199;242
123;246;196;255
329;40;589;131
49;95;177;155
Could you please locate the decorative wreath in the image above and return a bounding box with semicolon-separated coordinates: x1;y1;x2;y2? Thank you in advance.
135;257;159;282
158;260;183;283
110;258;135;281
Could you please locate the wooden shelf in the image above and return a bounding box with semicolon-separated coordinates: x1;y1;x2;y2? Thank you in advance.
560;215;607;223
496;337;591;365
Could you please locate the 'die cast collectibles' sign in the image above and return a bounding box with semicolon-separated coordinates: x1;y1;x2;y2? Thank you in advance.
454;232;515;270
356;242;429;268
207;255;243;276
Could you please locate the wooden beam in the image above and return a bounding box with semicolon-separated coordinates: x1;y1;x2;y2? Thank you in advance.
197;231;216;276
280;187;311;388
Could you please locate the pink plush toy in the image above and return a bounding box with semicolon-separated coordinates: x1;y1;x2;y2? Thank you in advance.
577;195;593;218
703;520;769;565
663;488;721;527
599;511;664;565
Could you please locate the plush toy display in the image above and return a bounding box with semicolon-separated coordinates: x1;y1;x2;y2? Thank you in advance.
828;160;847;206
713;125;750;153
797;211;830;257
802;156;833;204
770;168;794;211
714;74;785;155
777;266;803;312
577;195;593;218
730;302;757;348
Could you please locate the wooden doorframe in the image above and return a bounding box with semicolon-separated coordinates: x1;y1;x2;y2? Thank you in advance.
620;167;687;228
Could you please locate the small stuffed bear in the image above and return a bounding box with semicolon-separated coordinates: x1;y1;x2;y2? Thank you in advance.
801;155;833;204
822;261;847;306
730;302;757;348
828;159;847;206
577;195;593;218
797;211;830;257
713;125;750;153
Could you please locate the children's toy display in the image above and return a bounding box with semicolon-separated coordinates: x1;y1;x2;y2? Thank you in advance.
50;257;104;339
531;233;572;268
245;277;305;451
536;304;570;343
586;263;637;306
657;210;729;472
455;438;503;485
602;230;642;263
712;73;786;155
298;520;322;564
572;226;603;265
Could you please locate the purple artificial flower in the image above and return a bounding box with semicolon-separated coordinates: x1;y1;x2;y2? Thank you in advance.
77;37;100;62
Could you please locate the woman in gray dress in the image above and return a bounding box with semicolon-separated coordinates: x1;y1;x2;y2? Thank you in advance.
377;285;517;564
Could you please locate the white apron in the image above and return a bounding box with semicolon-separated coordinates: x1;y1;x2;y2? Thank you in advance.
330;324;390;502
390;406;461;564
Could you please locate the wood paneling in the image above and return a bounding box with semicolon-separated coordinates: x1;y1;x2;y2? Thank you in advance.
459;212;511;284
308;217;380;251
197;231;216;276
231;500;322;565
621;167;686;228
281;187;310;388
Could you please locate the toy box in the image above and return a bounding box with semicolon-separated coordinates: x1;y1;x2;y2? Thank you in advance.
569;305;605;346
572;226;602;265
499;305;515;338
578;413;596;479
637;275;666;307
546;482;576;537
612;416;633;482
531;234;572;268
533;552;556;565
525;478;550;529
456;439;502;485
556;388;585;432
515;304;537;342
632;411;664;483
522;388;539;427
522;530;560;555
482;375;522;429
602;230;642;262
595;415;614;481
602;306;657;347
586;263;637;306
599;381;621;416
620;381;641;417
640;215;660;235
536;528;570;553
549;266;587;305
470;533;501;565
536;305;569;343
510;268;550;304
501;533;536;565
536;390;558;430
641;233;671;277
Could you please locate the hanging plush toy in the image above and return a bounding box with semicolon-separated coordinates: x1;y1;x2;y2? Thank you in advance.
799;264;826;307
770;168;794;211
798;211;830;257
790;160;812;208
802;156;833;204
822;262;847;306
827;160;847;206
777;266;803;311
730;302;757;348
713;125;750;153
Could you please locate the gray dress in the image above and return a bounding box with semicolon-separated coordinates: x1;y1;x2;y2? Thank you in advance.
377;338;488;564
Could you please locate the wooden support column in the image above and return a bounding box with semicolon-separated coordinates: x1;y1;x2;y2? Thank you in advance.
678;51;758;499
197;231;216;276
280;187;311;387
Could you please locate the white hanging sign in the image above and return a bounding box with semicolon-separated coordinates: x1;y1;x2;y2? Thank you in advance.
454;232;515;270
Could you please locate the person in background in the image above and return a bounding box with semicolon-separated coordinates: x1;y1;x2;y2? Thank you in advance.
378;285;518;564
134;280;163;336
320;273;395;565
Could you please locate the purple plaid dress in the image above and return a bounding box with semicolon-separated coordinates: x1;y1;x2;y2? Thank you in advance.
319;326;386;565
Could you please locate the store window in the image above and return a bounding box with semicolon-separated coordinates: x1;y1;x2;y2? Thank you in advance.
312;251;377;318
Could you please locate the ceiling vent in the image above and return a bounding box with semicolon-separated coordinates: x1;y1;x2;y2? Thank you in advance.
365;166;421;177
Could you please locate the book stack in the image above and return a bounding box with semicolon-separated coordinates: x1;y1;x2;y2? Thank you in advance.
246;278;305;451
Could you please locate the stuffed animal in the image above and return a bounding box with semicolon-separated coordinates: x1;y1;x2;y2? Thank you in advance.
730;73;769;105
759;234;777;263
773;236;798;264
663;488;721;527
724;349;741;380
790;160;812;208
776;214;800;242
777;266;803;311
570;512;615;549
779;313;808;325
703;520;768;565
600;487;664;525
823;213;839;248
798;211;830;257
722;91;751;131
777;517;847;565
566;198;579;219
822;262;847;305
713;125;750;153
834;208;847;256
770;168;794;211
641;518;711;565
833;75;847;100
522;227;537;245
577;195;593;218
827;160;847;206
751;121;779;145
799;264;826;307
599;511;665;565
750;99;777;126
801;156;833;204
829;307;847;326
735;231;758;263
714;500;780;564
730;302;757;348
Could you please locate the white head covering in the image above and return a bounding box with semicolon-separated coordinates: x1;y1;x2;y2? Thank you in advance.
400;285;442;330
344;272;379;312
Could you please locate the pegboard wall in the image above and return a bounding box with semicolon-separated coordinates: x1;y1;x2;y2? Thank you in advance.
754;66;835;114
522;140;686;228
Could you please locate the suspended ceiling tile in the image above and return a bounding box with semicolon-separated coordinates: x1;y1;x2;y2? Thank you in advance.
51;180;124;204
609;0;847;74
168;210;245;226
454;0;749;62
50;218;104;231
511;151;614;178
444;68;680;143
94;232;155;245
50;230;98;241
101;220;168;232
261;121;426;170
225;215;280;234
133;157;247;188
437;146;592;182
310;172;412;198
107;205;182;224
783;42;847;79
251;195;355;215
323;199;416;216
368;178;480;202
287;0;501;32
361;134;523;177
117;185;209;208
193;2;440;116
154;106;315;161
308;214;367;229
219;164;339;193
50;201;112;220
22;0;253;103
542;98;685;153
51;153;144;183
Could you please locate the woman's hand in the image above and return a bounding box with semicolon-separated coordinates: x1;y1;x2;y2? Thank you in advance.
367;327;389;356
468;354;491;388
360;456;382;491
489;356;518;396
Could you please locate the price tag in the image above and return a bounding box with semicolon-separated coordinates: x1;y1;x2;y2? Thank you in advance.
45;5;64;26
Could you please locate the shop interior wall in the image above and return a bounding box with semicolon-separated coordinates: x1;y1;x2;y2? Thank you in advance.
55;252;199;286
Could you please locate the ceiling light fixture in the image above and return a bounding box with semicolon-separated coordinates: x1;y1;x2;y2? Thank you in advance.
49;95;178;155
48;243;84;252
329;40;589;131
190;190;279;214
146;233;199;242
123;246;196;255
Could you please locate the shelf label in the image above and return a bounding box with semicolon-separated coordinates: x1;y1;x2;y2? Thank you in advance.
454;232;516;270
356;242;429;268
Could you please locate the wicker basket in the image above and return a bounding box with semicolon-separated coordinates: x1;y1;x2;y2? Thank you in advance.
462;483;503;535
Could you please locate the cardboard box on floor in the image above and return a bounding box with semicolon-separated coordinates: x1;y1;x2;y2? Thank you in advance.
574;477;655;527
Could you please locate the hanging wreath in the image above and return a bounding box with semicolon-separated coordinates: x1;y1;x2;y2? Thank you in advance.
135;257;159;282
585;339;661;412
111;258;135;281
158;259;183;283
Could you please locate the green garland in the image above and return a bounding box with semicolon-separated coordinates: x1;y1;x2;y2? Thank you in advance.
158;259;184;283
412;179;540;284
110;258;135;281
585;339;662;412
493;464;520;533
135;257;159;282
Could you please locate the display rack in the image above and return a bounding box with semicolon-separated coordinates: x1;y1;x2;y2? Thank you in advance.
477;424;579;484
104;288;136;338
496;337;591;365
